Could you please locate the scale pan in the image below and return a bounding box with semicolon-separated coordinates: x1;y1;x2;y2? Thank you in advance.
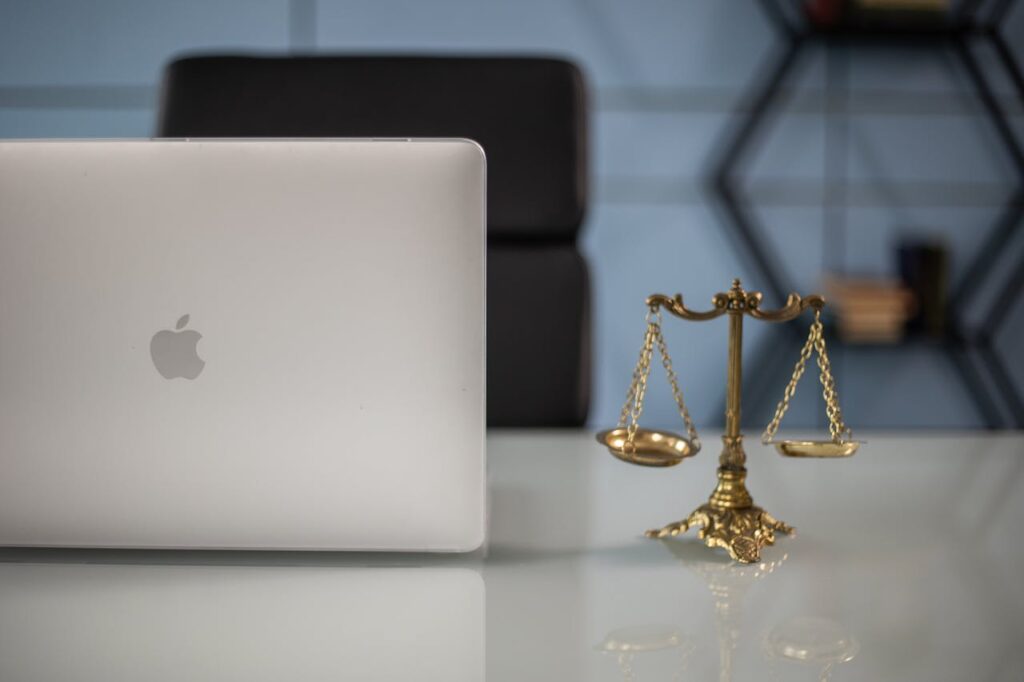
597;428;695;467
775;440;860;458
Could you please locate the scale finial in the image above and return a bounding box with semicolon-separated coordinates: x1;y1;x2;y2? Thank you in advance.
731;278;742;289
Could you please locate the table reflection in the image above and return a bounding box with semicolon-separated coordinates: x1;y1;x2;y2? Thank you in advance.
764;617;859;682
597;625;695;681
596;542;857;682
0;561;483;682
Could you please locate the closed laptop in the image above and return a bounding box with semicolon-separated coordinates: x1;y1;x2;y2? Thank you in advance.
0;139;486;551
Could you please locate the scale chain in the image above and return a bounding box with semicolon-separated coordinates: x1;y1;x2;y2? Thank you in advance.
626;331;654;449
652;315;701;452
617;329;649;428
618;313;658;452
761;309;852;444
617;308;701;453
761;318;816;444
614;333;647;425
814;326;852;443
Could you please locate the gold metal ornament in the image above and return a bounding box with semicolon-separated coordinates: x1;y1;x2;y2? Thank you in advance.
598;427;695;467
597;306;701;468
598;279;858;563
760;306;861;458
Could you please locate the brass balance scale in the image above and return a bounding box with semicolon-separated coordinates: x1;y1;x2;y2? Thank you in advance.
597;279;860;563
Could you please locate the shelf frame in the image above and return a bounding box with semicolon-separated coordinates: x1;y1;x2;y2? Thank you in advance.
709;0;1024;428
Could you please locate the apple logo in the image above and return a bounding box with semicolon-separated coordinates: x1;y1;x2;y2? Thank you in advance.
150;314;205;380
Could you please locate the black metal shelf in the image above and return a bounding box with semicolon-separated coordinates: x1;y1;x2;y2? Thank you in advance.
710;0;1024;428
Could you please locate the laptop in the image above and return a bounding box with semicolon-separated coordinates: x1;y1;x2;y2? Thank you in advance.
0;139;485;551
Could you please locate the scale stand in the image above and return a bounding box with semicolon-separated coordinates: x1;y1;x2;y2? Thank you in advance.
598;279;860;563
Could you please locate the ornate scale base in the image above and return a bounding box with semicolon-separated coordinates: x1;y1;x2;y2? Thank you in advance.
645;464;794;564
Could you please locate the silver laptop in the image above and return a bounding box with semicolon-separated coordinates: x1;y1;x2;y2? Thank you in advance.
0;139;485;551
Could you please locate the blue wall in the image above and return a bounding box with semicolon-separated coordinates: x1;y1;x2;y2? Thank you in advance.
2;0;1022;430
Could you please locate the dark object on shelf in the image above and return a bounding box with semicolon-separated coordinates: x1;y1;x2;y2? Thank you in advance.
711;0;1024;428
806;0;950;31
845;0;949;30
158;55;591;427
898;240;949;338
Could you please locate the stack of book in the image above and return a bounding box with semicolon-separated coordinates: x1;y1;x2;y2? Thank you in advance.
823;276;916;344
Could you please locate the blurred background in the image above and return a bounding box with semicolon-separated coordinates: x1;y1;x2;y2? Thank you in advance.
1;0;1022;431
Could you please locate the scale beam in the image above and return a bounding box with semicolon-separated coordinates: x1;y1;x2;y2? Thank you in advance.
647;280;824;323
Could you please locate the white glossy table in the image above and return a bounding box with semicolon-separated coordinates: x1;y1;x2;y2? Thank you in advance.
2;430;1022;681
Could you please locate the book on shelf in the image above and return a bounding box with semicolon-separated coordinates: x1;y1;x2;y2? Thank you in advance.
823;275;915;344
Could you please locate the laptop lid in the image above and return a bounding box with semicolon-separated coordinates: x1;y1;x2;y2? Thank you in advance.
0;139;485;551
